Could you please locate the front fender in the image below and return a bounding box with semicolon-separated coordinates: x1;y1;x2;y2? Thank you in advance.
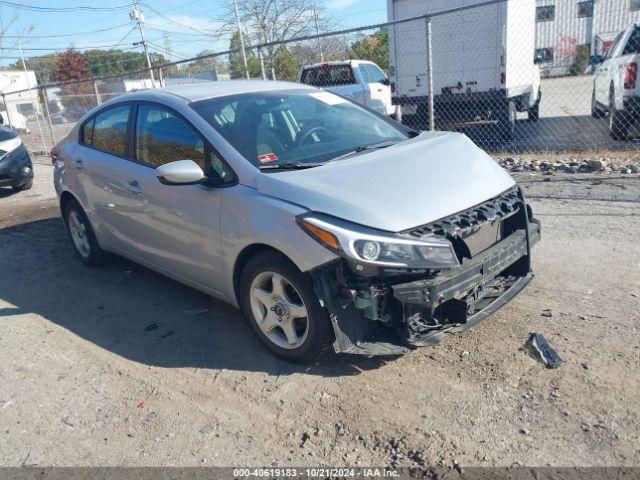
219;185;338;307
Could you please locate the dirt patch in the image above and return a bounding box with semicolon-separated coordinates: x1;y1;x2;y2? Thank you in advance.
1;167;639;467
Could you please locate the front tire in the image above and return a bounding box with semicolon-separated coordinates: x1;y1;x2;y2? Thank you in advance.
63;199;110;266
239;251;334;363
14;179;33;191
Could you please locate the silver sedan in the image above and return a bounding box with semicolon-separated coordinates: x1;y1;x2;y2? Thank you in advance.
54;81;539;362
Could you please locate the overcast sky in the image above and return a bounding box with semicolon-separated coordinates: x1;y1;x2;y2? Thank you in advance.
0;0;387;66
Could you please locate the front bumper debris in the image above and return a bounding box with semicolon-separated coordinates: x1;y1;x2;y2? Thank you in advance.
311;188;540;356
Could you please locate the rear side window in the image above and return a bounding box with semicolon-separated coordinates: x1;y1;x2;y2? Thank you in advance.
135;104;205;169
300;65;356;87
89;105;131;156
623;28;640;55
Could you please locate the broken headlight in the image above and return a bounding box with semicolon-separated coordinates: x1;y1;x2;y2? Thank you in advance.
297;213;459;269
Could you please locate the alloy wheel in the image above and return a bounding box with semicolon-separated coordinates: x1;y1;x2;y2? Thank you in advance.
249;271;309;349
68;210;91;258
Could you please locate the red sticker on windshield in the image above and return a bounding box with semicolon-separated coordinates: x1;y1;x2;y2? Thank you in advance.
258;153;278;163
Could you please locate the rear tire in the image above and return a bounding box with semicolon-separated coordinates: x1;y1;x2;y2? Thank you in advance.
591;90;606;119
527;101;540;122
239;251;334;363
63;199;110;266
609;89;631;141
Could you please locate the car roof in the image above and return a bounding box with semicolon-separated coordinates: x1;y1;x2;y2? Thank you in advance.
139;80;313;102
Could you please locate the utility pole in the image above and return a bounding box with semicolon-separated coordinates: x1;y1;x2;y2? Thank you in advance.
130;0;155;86
18;41;47;152
313;6;324;62
232;0;250;79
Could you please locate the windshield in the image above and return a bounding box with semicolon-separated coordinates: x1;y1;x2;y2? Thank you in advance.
190;89;408;168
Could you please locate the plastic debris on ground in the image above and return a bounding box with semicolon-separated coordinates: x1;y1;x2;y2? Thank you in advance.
525;332;564;369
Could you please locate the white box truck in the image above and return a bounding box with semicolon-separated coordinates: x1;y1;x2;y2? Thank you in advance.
387;0;541;141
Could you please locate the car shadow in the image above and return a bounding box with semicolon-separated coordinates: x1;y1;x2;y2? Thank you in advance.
0;217;394;377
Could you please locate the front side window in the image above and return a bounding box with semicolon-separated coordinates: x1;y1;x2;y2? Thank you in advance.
632;0;640;11
191;90;408;168
577;1;593;17
300;65;356;87
91;104;131;156
135;104;205;169
536;5;555;22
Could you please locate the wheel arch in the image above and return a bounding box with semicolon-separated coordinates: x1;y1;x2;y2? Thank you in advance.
232;243;294;304
59;190;80;220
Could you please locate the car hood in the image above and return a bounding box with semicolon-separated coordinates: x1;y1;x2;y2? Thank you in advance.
255;132;515;232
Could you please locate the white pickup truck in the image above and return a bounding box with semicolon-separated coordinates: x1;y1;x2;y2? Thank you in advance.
591;23;640;141
299;60;396;116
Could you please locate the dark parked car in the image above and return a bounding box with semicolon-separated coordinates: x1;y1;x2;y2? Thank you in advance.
0;126;33;191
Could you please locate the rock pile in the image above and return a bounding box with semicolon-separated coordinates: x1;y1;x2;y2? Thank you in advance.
497;157;640;174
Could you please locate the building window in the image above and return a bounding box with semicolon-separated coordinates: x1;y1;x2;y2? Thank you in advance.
535;48;554;64
632;0;640;11
536;5;555;22
578;1;594;17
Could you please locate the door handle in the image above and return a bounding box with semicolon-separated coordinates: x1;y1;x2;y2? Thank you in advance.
72;159;84;169
124;180;142;195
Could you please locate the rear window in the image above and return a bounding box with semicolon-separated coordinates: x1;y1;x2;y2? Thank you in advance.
300;65;356;87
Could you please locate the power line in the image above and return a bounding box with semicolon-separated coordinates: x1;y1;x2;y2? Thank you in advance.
0;23;131;39
141;4;216;37
0;44;142;51
0;1;134;12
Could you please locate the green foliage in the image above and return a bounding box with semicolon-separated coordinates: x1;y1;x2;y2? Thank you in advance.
229;31;262;79
273;46;299;81
349;29;389;71
4;54;58;84
84;49;166;77
569;44;591;76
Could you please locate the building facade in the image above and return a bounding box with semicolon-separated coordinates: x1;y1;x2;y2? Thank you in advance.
535;0;640;76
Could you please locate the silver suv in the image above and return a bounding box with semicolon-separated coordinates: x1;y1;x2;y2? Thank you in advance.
53;81;540;363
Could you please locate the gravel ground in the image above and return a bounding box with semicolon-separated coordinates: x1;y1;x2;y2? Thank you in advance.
1;159;639;468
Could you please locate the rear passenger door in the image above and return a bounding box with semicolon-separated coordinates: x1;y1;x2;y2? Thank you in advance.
75;103;140;250
123;102;234;294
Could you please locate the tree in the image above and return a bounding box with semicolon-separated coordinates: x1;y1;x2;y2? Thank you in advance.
350;29;389;71
84;49;166;77
273;46;299;81
569;44;590;76
220;0;324;77
52;49;93;111
5;54;58;84
52;48;91;83
228;30;261;79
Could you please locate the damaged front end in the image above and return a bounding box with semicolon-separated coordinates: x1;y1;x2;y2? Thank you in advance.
308;186;541;356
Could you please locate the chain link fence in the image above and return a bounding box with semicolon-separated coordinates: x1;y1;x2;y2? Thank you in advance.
2;0;639;158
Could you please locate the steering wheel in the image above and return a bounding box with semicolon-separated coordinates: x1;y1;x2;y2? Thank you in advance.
297;126;329;146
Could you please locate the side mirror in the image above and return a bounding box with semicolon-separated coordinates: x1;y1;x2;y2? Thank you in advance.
589;55;605;66
156;160;205;186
